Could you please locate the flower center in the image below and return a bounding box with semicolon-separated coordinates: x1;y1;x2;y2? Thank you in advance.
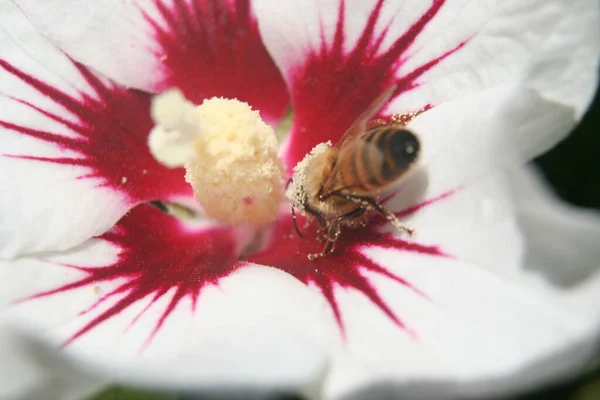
148;89;284;227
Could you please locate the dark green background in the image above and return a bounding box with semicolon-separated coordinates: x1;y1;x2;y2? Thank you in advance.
537;86;600;210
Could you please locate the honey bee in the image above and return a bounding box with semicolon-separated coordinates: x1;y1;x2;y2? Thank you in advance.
287;85;422;260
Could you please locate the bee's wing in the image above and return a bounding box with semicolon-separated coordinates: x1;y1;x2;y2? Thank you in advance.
334;84;397;150
321;85;396;196
322;138;385;196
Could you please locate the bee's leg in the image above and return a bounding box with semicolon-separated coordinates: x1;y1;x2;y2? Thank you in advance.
390;109;426;126
308;239;335;261
347;195;414;236
303;202;328;238
308;207;366;261
304;203;326;228
285;178;293;190
291;205;305;238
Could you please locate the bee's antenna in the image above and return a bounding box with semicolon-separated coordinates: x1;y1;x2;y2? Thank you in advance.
291;205;305;238
285;177;293;190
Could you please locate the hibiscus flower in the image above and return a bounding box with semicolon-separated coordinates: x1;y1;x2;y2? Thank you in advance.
0;0;599;399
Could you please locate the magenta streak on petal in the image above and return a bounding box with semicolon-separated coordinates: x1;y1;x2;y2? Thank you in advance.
395;189;456;218
0;60;190;204
16;193;452;344
285;0;466;172
20;204;240;347
146;0;289;124
248;194;451;337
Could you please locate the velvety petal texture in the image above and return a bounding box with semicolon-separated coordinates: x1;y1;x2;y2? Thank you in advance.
249;127;600;399
4;168;599;399
249;0;599;397
509;166;600;288
14;0;290;124
0;324;103;400
331;170;600;400
253;0;599;167
0;0;192;258
0;205;330;395
0;0;598;398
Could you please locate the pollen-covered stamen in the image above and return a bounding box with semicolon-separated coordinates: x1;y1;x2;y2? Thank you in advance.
149;91;285;227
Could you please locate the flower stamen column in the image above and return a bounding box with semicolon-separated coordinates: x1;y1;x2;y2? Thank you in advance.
149;89;285;226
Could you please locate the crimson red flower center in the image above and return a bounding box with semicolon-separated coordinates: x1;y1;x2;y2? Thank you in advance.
2;0;466;347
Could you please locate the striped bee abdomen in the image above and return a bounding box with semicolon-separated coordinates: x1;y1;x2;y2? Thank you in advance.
331;126;420;195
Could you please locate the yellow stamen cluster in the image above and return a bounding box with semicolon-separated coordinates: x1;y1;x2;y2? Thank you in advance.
149;90;284;226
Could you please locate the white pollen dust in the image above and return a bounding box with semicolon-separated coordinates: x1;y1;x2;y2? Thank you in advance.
285;141;331;216
148;89;284;226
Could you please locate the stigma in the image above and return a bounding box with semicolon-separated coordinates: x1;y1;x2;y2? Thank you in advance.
148;89;284;227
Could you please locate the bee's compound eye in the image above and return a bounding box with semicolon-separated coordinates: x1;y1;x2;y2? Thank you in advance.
389;129;420;160
379;128;421;180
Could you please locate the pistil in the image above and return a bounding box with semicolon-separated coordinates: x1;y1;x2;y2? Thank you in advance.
148;89;284;227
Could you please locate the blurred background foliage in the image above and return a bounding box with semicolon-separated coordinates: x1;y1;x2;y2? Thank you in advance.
89;86;600;400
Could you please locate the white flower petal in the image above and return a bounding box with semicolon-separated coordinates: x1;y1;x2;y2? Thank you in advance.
383;85;528;273
13;0;290;124
248;87;600;398
508;165;600;288
0;1;126;257
317;168;600;399
254;0;599;163
12;0;162;92
390;83;587;264
1;205;331;394
0;323;103;400
324;254;600;399
0;1;192;258
521;0;600;120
